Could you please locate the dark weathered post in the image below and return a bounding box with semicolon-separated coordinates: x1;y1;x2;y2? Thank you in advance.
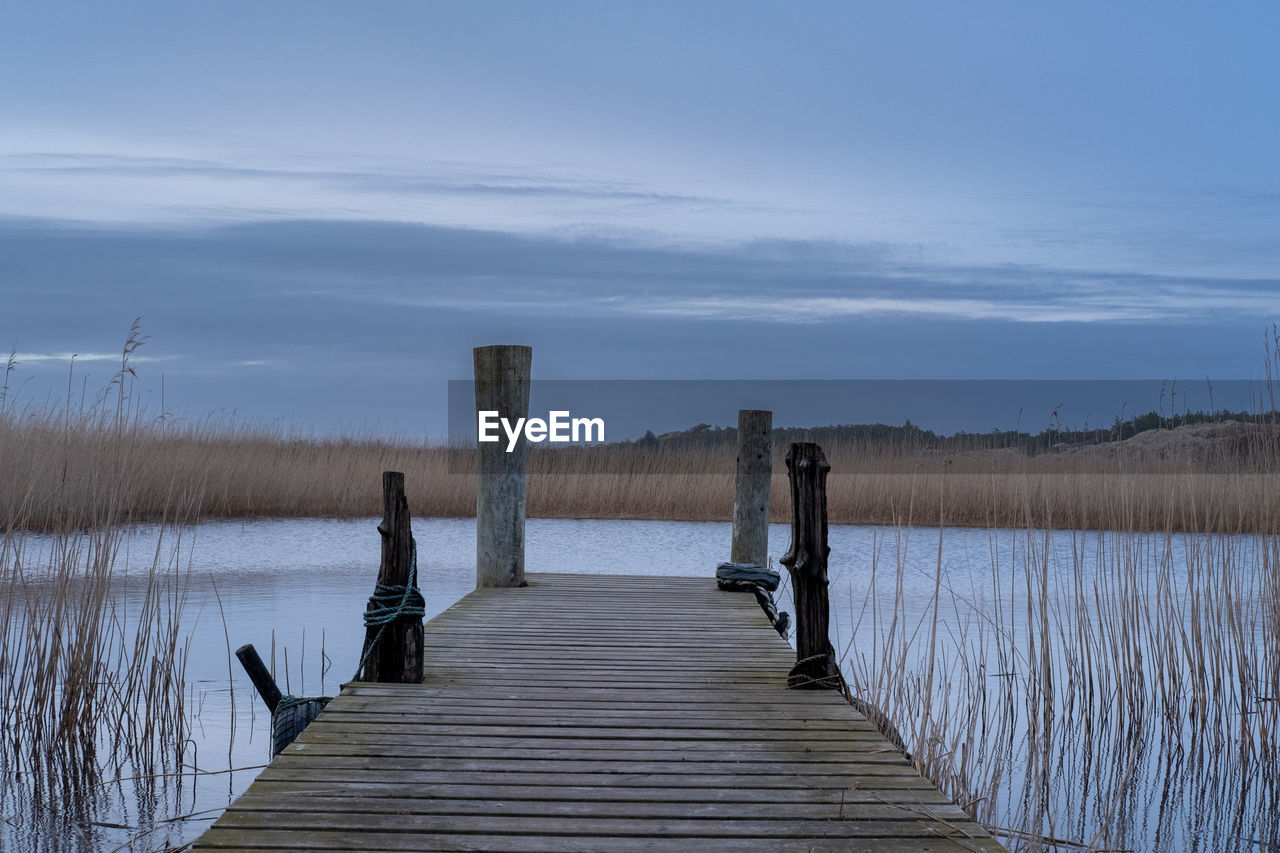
234;644;281;712
779;442;840;689
359;471;424;682
474;345;531;587
731;409;772;568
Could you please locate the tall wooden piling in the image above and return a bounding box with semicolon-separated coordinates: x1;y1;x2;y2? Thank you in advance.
780;442;840;689
731;409;772;567
359;471;424;683
474;345;531;588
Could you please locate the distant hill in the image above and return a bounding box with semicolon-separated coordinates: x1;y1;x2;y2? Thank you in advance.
623;409;1279;458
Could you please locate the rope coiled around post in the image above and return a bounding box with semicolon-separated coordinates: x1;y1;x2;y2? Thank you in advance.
354;537;426;680
266;535;425;755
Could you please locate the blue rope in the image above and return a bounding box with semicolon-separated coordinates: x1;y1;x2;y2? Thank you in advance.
354;537;425;680
276;694;330;713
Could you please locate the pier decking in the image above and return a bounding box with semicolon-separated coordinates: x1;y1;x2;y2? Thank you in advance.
194;573;1004;852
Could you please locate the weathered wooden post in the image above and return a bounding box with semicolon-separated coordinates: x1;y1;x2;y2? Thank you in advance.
358;471;424;682
234;644;281;712
731;409;772;567
779;442;840;689
474;345;531;587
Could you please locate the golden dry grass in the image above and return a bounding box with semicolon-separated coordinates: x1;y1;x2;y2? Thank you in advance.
843;490;1280;850
3;407;1277;533
0;375;199;835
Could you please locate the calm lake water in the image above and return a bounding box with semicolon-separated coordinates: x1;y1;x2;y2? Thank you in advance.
2;517;1275;851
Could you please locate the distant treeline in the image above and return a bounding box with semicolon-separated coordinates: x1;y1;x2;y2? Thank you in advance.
628;408;1279;455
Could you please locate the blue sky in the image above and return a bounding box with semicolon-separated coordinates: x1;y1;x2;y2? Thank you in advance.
1;2;1277;433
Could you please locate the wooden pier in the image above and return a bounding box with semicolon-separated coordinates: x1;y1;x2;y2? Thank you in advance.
198;353;1004;851
194;572;1004;852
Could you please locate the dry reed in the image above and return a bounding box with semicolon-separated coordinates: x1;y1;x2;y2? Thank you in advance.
0;323;202;850
838;517;1279;851
2;411;1277;534
829;345;1280;851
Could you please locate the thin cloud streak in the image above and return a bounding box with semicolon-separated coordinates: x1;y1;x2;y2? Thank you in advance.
3;154;721;205
4;218;1274;330
0;150;745;234
12;352;165;365
5;141;1279;280
370;285;1278;325
613;296;1157;324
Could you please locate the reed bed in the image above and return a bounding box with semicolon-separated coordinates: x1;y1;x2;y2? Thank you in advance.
4;320;1277;535
0;329;203;850
837;517;1280;851
3;409;1277;534
827;337;1280;849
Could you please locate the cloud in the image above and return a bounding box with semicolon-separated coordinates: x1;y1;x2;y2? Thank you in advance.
5;217;1273;331
606;295;1149;324
4;152;719;205
5;139;1280;283
618;284;1280;324
216;222;1265;326
12;352;164;365
363;282;1275;326
0;150;743;234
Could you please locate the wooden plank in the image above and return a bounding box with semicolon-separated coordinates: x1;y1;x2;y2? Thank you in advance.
305;705;877;722
338;684;854;702
251;767;948;791
291;717;885;737
194;828;1004;852
330;697;862;711
229;793;972;821
315;705;878;723
289;729;893;748
244;779;959;805
273;753;910;771
289;735;896;753
193;572;1004;852
210;811;985;838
